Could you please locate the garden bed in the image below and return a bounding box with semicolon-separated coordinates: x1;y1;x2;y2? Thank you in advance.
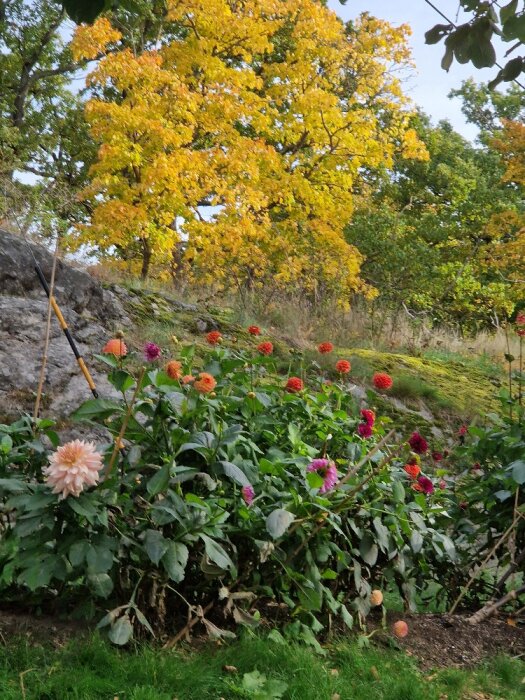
1;607;523;671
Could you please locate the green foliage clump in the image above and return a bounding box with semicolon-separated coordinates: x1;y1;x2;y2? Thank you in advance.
0;339;457;646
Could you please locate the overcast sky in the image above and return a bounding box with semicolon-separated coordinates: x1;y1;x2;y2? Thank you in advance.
328;0;505;141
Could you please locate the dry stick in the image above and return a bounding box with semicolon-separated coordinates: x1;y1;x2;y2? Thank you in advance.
163;601;214;648
33;236;60;421
287;430;399;565
495;547;525;594
104;367;146;480
449;490;521;615
467;584;525;625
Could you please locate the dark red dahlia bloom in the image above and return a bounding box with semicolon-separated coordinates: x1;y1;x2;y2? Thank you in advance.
248;325;261;336
408;432;428;454
431;451;443;462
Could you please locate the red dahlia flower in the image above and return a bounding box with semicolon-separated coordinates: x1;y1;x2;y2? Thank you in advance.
335;359;351;374
431;451;443;462
257;341;273;356
248;325;261;336
285;377;304;393
206;330;222;345
318;342;334;354
516;311;525;326
404;463;421;479
373;372;393;390
408;432;428;454
360;409;376;426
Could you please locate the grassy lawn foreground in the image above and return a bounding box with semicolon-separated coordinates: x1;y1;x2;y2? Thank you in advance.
1;635;523;700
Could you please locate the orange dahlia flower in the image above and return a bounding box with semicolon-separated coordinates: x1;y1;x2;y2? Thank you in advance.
194;372;217;393
166;360;182;380
102;338;128;356
182;375;195;384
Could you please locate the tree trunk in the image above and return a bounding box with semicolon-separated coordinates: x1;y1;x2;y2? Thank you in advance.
141;238;152;279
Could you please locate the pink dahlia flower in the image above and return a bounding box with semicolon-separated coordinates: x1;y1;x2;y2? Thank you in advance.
307;458;338;494
43;440;104;498
241;484;255;506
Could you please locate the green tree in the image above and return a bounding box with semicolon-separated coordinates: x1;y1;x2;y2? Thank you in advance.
345;113;522;330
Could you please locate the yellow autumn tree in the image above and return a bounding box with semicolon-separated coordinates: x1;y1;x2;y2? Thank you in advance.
480;119;525;301
70;3;428;304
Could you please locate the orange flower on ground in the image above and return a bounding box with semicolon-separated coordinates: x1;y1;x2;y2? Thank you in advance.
102;338;127;356
257;341;273;356
248;325;261;336
370;590;383;607
318;342;334;354
373;372;393;390
404;463;421;479
194;372;217;393
335;359;351;374
206;330;222;345
285;377;304;393
182;374;195;384
165;360;182;380
43;440;104;499
393;621;409;638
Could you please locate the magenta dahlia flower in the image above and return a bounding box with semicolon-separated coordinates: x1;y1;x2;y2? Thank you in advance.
144;342;161;361
416;475;434;495
43;440;104;498
241;484;255;506
357;422;373;438
408;431;428;454
307;458;338;494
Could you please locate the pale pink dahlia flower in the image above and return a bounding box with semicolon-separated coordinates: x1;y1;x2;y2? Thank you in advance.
43;440;104;498
307;458;338;494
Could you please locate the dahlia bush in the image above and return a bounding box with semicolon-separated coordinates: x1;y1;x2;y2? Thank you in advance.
0;337;459;646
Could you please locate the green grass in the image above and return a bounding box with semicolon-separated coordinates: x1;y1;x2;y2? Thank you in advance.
1;634;523;700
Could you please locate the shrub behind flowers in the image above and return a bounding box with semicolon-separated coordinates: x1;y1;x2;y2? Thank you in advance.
0;339;457;646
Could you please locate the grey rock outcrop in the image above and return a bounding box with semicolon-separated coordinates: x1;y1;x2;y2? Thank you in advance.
0;228;130;421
